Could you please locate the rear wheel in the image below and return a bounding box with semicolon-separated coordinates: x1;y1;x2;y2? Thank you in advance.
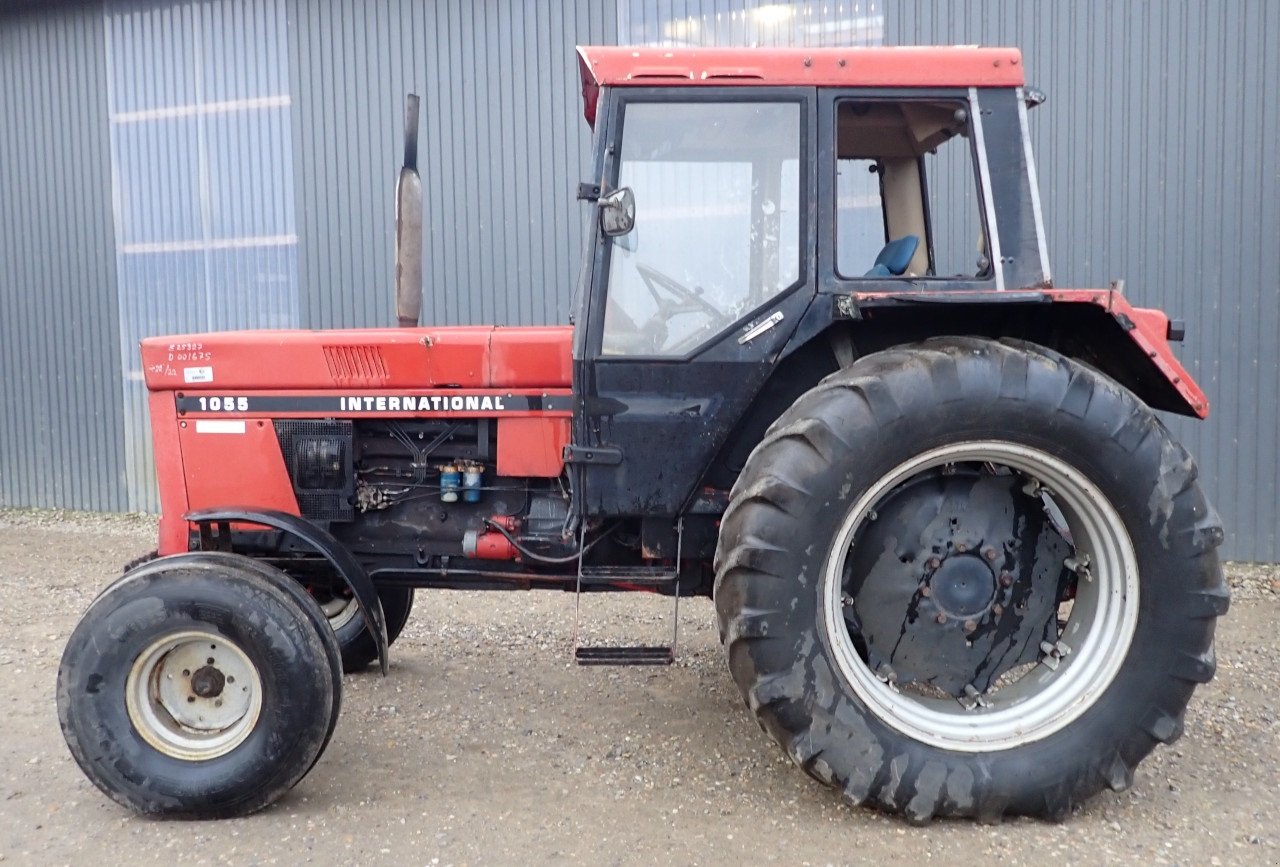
57;554;341;818
714;337;1227;822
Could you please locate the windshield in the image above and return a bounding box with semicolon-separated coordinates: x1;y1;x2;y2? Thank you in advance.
601;101;801;356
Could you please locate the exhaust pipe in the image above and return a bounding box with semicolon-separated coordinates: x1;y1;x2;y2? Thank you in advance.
395;93;423;327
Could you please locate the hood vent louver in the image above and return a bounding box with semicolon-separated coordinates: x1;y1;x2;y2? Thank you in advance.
323;345;390;387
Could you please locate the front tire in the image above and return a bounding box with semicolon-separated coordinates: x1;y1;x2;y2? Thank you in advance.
57;553;342;818
714;337;1227;822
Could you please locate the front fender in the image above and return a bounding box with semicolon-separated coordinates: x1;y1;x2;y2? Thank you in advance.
185;507;389;675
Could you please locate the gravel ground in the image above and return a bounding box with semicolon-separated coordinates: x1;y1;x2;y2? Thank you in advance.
0;508;1276;865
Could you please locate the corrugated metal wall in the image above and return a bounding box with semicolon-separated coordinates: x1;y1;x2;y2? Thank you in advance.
105;0;299;511
0;3;127;512
0;0;1276;561
287;0;617;330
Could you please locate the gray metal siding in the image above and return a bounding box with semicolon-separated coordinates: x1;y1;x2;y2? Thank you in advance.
104;0;299;511
287;0;617;330
0;4;127;512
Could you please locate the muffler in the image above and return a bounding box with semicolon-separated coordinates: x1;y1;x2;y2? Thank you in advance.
395;93;423;327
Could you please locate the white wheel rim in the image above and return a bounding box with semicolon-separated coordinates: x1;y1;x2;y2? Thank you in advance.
319;594;359;632
125;629;263;761
821;440;1140;752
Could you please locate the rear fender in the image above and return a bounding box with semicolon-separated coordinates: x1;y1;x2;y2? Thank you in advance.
832;288;1207;418
186;507;389;675
1043;288;1205;418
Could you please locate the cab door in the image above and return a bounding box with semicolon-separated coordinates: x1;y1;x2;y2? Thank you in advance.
574;88;816;517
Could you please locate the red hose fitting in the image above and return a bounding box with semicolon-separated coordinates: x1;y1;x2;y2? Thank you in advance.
487;514;520;532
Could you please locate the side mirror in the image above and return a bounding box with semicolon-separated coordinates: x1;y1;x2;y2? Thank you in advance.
599;187;635;237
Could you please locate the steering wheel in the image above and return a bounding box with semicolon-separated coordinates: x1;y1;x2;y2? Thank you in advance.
635;263;722;320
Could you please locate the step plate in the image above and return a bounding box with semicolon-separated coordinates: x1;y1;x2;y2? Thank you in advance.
577;566;677;586
575;646;674;666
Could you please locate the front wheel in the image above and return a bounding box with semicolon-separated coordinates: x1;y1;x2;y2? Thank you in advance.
714;337;1227;822
57;553;342;818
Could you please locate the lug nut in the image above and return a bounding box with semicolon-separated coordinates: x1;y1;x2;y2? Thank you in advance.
983;547;998;561
955;543;967;553
999;572;1014;587
992;603;1004;616
919;585;932;598
963;619;977;634
935;612;948;624
927;557;941;570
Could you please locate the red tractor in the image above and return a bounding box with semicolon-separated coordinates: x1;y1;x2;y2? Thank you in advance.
57;46;1226;823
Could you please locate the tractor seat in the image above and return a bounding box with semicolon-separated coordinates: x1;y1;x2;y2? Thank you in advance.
865;235;920;277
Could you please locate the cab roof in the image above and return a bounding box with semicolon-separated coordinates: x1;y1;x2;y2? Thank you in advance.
576;45;1025;127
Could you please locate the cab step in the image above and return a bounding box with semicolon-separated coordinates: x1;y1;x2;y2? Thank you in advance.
572;519;682;666
577;565;677;586
574;646;674;666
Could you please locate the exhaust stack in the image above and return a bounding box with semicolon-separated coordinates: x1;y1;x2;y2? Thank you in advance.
395;93;423;327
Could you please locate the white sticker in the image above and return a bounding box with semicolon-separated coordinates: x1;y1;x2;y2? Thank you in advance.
184;366;214;383
194;420;246;435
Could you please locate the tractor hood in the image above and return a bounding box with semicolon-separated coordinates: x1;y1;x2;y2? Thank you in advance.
140;325;573;391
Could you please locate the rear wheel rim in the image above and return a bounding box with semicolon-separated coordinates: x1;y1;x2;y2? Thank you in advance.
821;440;1139;752
125;629;263;761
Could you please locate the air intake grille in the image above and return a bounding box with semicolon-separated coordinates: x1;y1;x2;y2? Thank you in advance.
322;345;390;387
275;420;354;521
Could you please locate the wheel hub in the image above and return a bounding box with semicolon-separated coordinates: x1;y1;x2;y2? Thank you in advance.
190;665;226;699
844;468;1071;697
928;554;996;619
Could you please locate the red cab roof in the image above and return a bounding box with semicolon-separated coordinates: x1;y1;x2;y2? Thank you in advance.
576;45;1025;126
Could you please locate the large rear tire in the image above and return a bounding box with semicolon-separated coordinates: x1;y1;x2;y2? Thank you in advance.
57;553;342;818
714;337;1227;822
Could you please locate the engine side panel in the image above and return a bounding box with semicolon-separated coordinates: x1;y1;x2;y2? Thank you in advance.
496;417;570;477
178;419;300;514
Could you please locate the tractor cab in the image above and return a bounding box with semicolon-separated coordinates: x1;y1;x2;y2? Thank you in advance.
569;47;1054;520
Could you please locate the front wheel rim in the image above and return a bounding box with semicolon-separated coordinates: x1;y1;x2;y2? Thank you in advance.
125;630;263;761
821;440;1140;752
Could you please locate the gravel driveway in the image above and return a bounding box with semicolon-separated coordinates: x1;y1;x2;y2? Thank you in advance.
0;509;1275;865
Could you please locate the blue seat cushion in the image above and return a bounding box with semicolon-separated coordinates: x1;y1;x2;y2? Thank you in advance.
866;235;920;277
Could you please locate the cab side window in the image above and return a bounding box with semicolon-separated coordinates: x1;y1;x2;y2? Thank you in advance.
835;99;989;280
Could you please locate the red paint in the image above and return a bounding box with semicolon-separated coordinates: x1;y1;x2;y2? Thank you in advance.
850;287;1209;418
496;417;571;477
468;532;519;560
576;45;1025;126
489;327;575;388
141;325;572;392
178;420;300;514
149;390;190;555
419;327;492;386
